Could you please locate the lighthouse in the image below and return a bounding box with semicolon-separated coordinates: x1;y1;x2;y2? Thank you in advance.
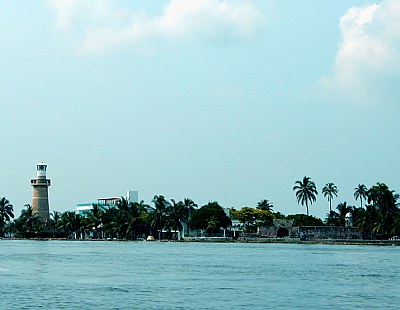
31;162;51;222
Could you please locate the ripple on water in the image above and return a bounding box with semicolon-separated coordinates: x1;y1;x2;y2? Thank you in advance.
1;241;399;309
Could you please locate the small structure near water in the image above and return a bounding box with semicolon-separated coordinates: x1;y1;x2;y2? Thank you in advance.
258;219;363;240
345;212;353;228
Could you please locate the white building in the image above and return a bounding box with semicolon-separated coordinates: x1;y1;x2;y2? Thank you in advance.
76;190;139;214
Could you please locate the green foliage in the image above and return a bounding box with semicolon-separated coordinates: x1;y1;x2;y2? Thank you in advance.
325;211;341;226
273;212;286;219
190;202;231;233
232;207;273;232
152;195;170;237
6;182;399;240
325;202;354;226
322;182;338;212
0;197;14;237
354;184;368;209
293;176;318;216
256;199;274;212
364;183;399;238
286;214;323;226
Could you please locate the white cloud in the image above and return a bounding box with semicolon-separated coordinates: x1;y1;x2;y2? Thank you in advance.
319;0;400;104
47;0;265;54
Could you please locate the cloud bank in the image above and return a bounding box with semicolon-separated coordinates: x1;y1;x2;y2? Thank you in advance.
47;0;265;54
320;0;400;104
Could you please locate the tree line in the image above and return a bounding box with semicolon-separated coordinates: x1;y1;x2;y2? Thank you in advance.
293;176;400;239
0;176;399;240
0;196;234;240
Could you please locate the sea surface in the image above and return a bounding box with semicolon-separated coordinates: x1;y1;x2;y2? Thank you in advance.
0;240;398;309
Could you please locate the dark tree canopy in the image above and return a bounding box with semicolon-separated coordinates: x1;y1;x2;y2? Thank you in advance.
190;202;232;233
286;214;323;227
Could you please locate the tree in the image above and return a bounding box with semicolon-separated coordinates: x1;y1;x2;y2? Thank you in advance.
0;197;14;237
366;183;399;238
354;184;368;209
152;195;170;239
233;207;273;232
183;198;197;210
60;211;83;239
256;199;274;212
349;206;365;230
286;214;323;226
293;176;318;216
103;205;125;239
123;202;148;240
19;204;38;234
325;211;341;226
336;202;352;226
50;211;62;237
182;198;197;235
84;204;105;238
190;202;232;234
356;204;378;237
390;217;400;237
322;183;338;212
164;199;188;239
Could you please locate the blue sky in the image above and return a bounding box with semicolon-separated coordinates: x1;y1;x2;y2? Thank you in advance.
1;0;399;219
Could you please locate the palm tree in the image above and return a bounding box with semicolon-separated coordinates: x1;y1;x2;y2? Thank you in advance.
165;199;188;239
102;205;121;239
354;184;368;209
0;197;14;237
293;176;318;216
257;199;274;212
84;204;105;239
116;197;129;213
183;198;197;213
182;198;197;236
367;183;399;238
336;202;352;226
322;183;338;212
390;217;400;237
20;204;38;233
152;195;170;239
50;211;62;237
60;211;83;239
122;201;148;239
325;210;341;226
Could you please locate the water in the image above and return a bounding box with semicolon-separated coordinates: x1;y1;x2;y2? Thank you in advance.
0;240;399;309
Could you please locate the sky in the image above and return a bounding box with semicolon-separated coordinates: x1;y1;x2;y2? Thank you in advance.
1;0;399;220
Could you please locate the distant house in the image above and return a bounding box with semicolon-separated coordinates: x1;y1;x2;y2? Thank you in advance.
76;190;138;214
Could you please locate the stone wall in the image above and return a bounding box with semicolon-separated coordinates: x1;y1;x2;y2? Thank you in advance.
295;226;363;240
259;219;294;238
259;222;363;240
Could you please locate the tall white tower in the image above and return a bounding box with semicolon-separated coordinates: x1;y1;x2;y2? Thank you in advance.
31;162;51;222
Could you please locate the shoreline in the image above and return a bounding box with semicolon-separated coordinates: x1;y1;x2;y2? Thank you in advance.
2;237;400;246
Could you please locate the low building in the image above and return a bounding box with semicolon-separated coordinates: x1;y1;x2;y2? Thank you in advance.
76;190;139;214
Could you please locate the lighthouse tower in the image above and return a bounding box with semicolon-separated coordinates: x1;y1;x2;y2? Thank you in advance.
31;162;51;222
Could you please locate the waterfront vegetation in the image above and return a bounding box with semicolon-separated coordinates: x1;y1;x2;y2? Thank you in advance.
1;178;400;240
